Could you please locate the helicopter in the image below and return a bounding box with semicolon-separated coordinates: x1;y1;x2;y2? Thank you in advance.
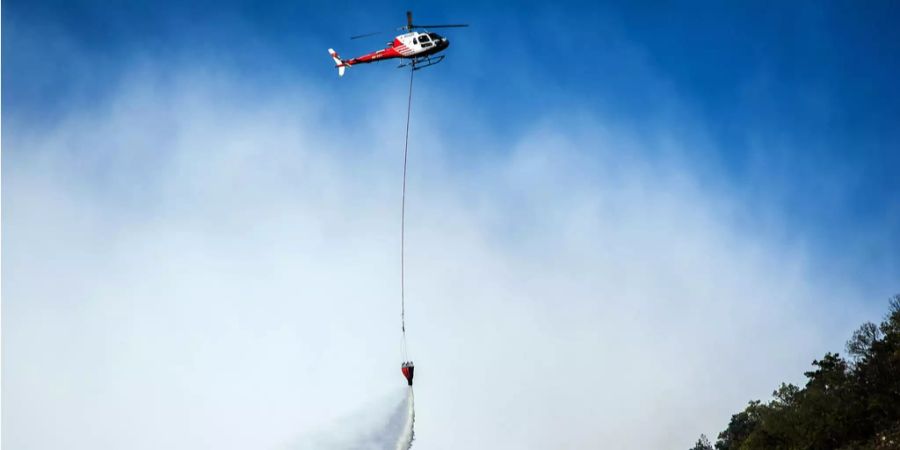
328;11;468;76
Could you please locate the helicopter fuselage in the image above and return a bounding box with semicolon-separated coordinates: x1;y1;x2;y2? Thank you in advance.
344;31;449;66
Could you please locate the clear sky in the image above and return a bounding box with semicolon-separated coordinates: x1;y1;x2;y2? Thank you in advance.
3;1;899;449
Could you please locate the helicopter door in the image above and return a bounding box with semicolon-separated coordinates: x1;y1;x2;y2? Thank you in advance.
418;34;433;48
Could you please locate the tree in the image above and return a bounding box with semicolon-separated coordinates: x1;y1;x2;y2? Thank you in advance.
709;295;900;450
689;434;713;450
716;401;764;449
847;322;882;363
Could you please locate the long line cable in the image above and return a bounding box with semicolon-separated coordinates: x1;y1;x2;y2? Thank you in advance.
400;65;415;360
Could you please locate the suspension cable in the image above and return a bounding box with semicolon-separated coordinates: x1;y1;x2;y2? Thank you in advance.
400;64;415;360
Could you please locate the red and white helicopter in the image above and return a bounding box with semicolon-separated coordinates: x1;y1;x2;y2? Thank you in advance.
328;11;468;76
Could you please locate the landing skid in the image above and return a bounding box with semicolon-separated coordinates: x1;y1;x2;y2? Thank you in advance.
398;55;446;71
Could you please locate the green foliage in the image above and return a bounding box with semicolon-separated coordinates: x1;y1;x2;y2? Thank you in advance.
707;295;900;450
690;434;713;450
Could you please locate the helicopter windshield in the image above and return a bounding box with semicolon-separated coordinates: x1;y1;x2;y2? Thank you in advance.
418;34;431;42
428;32;442;40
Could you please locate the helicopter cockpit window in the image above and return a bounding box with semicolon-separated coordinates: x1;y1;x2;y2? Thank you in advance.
419;34;431;42
428;33;441;40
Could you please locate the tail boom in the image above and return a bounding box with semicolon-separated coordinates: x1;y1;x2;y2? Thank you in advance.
328;46;404;76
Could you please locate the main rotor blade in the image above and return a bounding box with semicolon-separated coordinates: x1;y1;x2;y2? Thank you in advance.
350;31;383;40
413;24;469;28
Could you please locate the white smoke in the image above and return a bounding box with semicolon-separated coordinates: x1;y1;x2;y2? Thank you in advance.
3;63;886;449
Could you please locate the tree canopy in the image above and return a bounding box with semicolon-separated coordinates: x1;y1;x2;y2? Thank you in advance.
696;295;900;450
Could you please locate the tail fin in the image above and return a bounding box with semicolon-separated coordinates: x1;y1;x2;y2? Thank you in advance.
328;48;346;77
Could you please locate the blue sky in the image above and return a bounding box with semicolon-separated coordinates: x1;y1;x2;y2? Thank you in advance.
6;0;898;287
3;1;900;448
